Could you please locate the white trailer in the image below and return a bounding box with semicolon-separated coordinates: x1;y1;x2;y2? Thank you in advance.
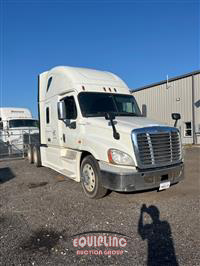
29;66;184;198
0;107;39;154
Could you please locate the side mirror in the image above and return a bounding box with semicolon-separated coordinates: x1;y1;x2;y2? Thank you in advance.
57;101;66;120
172;113;181;121
105;112;116;121
171;113;181;127
142;104;147;117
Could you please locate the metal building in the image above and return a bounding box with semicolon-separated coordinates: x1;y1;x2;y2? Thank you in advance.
133;70;200;145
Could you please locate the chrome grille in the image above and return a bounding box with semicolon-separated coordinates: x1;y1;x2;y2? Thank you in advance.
132;127;182;169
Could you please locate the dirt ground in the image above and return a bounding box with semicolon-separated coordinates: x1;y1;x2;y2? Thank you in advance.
0;147;199;266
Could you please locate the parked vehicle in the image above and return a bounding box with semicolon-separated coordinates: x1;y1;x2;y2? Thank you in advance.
0;107;39;154
28;66;184;198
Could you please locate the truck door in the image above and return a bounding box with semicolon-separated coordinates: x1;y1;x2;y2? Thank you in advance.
59;93;80;149
45;100;62;166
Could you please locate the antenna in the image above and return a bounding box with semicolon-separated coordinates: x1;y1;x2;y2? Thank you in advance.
166;74;172;89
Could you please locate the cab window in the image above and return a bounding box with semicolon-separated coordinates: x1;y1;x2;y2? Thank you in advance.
47;77;52;92
64;96;77;119
46;107;50;124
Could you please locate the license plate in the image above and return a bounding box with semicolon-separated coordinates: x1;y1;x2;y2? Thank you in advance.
159;181;170;191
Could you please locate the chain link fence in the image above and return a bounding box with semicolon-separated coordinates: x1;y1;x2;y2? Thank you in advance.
0;129;39;160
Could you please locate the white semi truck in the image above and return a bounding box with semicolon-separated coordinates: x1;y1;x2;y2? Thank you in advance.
0;107;39;154
28;66;184;198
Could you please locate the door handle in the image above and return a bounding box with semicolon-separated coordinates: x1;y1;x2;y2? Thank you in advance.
48;138;51;142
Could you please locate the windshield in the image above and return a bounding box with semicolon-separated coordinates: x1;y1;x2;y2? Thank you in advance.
9;119;39;128
78;92;141;117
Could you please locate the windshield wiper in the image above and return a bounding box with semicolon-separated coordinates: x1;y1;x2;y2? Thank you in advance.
85;111;116;117
115;112;139;117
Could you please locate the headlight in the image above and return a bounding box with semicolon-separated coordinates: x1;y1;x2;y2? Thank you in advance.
108;149;134;166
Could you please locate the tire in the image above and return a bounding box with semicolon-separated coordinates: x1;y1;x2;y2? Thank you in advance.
27;145;33;163
33;146;41;167
81;155;107;199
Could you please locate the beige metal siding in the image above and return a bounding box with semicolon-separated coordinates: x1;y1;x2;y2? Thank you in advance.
194;74;200;144
133;76;193;144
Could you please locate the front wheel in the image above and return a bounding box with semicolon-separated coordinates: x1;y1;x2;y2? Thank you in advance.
81;155;107;199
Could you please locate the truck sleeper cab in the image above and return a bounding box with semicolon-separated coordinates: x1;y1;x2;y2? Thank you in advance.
29;66;184;198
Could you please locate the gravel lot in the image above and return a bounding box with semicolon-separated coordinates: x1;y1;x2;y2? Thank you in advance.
0;147;199;266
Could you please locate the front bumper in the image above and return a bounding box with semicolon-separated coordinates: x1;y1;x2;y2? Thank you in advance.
99;162;184;192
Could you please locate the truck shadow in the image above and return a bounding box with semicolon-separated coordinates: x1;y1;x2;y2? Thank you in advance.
0;167;15;184
138;204;178;266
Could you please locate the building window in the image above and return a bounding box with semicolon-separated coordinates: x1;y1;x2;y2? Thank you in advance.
46;107;50;124
47;77;52;92
184;122;192;137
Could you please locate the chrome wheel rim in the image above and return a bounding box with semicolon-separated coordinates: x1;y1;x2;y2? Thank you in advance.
82;163;95;192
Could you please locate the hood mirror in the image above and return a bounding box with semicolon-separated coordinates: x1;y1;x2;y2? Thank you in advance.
105;112;116;121
104;112;120;140
171;113;181;127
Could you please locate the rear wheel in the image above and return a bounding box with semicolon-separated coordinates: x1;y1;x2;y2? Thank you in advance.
33;146;41;167
81;155;107;199
27;145;33;163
